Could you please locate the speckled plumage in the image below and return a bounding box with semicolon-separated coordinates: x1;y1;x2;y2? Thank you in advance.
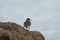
24;18;31;29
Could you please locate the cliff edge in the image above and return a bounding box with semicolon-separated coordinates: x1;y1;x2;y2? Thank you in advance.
0;22;45;40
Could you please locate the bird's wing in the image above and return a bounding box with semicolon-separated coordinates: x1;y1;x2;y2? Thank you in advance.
24;21;31;27
24;22;27;27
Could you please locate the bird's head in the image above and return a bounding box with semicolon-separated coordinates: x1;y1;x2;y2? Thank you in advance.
26;18;31;21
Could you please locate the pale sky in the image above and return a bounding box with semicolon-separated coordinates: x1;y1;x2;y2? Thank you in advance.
0;0;60;40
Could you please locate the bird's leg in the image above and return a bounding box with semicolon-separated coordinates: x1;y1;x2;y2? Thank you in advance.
29;27;30;29
26;27;28;30
26;26;27;29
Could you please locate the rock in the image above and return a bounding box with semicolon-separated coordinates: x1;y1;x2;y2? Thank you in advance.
0;22;45;40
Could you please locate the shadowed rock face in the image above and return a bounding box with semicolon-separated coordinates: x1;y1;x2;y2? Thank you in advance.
0;35;10;40
0;22;45;40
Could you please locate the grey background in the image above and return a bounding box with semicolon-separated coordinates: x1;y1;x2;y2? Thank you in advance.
0;0;60;40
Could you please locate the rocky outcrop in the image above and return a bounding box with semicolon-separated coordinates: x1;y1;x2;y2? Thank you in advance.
0;22;45;40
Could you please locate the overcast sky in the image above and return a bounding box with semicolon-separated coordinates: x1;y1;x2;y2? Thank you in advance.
0;0;60;40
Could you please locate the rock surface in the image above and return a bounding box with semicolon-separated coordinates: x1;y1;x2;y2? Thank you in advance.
0;22;45;40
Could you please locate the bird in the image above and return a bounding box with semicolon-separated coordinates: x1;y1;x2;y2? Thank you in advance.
24;18;31;29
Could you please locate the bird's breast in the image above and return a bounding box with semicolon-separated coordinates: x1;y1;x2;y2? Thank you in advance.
24;21;31;27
